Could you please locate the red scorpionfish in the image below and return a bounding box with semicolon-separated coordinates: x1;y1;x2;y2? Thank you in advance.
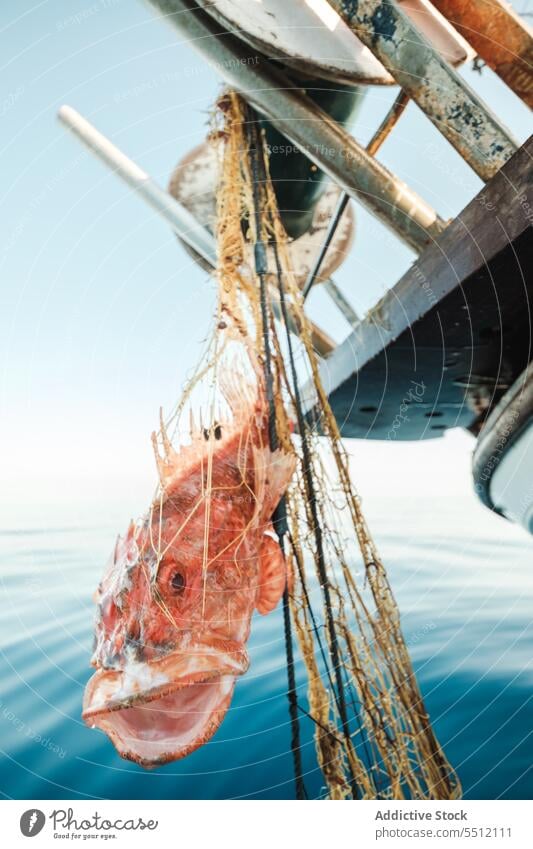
83;370;295;767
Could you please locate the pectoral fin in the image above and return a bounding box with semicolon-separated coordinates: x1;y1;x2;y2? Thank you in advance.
256;528;288;615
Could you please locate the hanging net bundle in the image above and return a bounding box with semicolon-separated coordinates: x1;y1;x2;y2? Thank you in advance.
151;91;461;800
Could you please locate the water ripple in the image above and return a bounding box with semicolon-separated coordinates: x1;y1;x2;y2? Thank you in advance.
1;496;531;799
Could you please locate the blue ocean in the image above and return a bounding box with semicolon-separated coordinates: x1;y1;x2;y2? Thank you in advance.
1;492;531;801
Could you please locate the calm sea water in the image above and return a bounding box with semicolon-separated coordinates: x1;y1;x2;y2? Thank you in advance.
1;494;531;800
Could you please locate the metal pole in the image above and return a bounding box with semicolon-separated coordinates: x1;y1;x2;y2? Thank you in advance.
57;105;335;357
303;89;410;300
323;279;360;328
430;0;533;109
302;194;350;299
326;0;518;180
145;0;446;254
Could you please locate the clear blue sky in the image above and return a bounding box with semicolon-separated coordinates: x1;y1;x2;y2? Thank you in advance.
0;0;531;526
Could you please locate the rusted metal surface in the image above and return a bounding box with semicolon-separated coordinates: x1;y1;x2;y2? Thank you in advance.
328;0;518;180
303;89;410;299
431;0;533;108
147;0;446;253
169;141;355;288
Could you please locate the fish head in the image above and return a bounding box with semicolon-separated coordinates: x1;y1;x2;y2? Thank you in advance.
83;412;293;767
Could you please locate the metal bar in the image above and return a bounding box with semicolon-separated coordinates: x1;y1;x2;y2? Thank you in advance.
57;105;335;357
323;279;360;327
366;88;410;157
303;89;410;300
146;0;446;253
58;105;216;267
430;0;533;108
326;0;518;181
303;194;350;299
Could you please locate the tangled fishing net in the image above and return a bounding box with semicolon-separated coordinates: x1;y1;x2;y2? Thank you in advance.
154;90;461;800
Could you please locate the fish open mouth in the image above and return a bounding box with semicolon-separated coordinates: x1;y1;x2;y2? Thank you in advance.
83;642;248;767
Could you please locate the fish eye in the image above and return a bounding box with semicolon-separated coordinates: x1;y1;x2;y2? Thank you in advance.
170;571;186;594
203;422;222;441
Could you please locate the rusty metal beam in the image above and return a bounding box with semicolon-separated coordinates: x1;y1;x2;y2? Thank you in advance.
430;0;533;108
146;0;446;253
303;135;533;420
327;0;518;180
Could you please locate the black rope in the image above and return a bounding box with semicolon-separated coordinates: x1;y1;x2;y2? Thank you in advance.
246;107;307;802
